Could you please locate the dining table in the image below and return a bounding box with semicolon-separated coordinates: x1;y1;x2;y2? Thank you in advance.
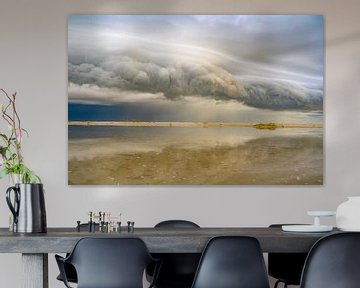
0;226;339;288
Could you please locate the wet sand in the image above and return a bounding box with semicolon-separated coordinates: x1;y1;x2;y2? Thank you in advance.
68;136;323;185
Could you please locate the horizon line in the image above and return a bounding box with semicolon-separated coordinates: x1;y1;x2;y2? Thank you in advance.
68;121;323;129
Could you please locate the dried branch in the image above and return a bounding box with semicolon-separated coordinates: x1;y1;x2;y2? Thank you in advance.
0;88;39;183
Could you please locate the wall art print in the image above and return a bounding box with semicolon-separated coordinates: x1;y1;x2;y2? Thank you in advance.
68;15;323;185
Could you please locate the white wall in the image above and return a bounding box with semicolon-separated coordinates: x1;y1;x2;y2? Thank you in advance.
0;0;360;287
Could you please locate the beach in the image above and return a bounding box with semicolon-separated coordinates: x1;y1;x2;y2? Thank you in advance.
68;135;323;185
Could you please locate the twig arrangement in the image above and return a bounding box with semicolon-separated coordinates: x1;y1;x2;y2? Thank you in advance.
0;88;40;183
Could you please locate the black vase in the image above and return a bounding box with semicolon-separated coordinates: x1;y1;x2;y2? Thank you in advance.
6;183;47;233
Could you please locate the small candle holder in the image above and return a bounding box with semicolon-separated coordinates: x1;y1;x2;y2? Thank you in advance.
282;211;336;232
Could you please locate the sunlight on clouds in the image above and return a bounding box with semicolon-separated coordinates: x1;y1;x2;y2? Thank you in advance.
193;15;248;26
96;30;238;65
68;83;166;104
68;15;323;110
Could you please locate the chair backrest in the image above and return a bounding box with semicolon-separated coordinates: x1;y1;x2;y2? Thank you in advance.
155;220;200;228
151;220;201;286
268;224;308;285
191;236;270;288
300;232;360;288
67;237;154;288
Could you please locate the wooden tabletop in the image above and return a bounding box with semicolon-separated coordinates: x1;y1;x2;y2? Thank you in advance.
0;227;339;253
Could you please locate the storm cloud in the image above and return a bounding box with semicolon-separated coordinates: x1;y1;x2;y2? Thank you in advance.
69;58;246;101
68;15;323;110
241;78;323;110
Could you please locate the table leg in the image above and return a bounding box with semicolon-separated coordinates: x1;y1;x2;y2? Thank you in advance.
22;253;48;288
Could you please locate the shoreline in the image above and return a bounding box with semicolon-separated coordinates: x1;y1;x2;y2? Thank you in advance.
68;136;323;185
68;121;323;129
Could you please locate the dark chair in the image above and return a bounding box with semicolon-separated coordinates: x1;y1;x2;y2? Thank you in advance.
55;237;160;288
56;262;77;284
56;223;99;284
300;232;360;288
191;236;270;288
147;220;201;288
268;224;308;288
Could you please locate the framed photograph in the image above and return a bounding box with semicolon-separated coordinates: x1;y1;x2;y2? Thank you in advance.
68;15;323;185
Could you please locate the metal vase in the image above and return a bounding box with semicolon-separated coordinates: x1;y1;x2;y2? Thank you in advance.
6;183;47;233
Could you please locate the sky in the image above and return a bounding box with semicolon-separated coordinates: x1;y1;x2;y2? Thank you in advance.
68;15;324;111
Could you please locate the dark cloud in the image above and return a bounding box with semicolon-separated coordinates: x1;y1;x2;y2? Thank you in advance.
69;58;322;110
68;15;323;110
242;78;323;110
69;59;246;101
